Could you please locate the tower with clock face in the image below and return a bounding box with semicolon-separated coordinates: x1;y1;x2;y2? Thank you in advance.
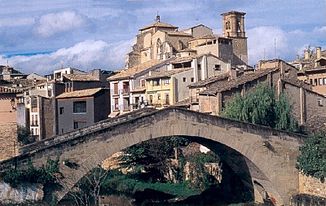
221;11;248;65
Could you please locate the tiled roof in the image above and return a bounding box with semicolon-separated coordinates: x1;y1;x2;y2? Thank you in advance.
174;98;191;107
189;73;230;88
56;88;103;99
200;68;279;95
108;60;161;80
166;31;192;37
140;21;178;31
63;74;99;81
171;56;194;64
145;68;191;80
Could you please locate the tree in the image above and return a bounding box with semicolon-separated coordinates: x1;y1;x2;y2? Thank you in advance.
119;136;190;182
17;125;35;145
222;84;298;132
297;133;326;181
68;166;109;206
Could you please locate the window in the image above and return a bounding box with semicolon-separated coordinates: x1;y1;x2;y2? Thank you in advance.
318;99;323;107
324;78;326;85
183;77;186;82
164;79;170;85
73;101;86;113
140;79;145;87
74;121;87;129
310;79;313;85
158;93;161;100
59;107;64;114
319;78;323;85
191;77;194;82
214;64;221;71
113;83;118;95
153;79;160;86
165;93;170;105
149;95;153;104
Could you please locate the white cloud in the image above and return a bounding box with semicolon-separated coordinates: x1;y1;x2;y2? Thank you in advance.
0;39;133;74
35;11;89;37
247;26;288;65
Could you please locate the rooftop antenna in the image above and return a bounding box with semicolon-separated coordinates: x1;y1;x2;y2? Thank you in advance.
6;59;9;67
274;38;277;59
263;48;266;60
155;11;160;22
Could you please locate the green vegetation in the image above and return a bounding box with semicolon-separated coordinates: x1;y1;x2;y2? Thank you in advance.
17;126;35;145
1;159;60;187
222;84;298;132
297;133;326;181
101;170;200;198
120;136;190;182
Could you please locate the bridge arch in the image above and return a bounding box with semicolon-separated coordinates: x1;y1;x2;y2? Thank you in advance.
0;108;302;205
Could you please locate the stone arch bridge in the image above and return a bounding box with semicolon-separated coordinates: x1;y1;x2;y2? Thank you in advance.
0;107;304;205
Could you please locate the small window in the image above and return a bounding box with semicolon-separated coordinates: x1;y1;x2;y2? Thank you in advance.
73;121;87;129
183;77;186;82
319;78;323;85
73;101;86;113
158;93;161;100
59;107;64;114
191;77;194;82
318;99;323;107
140;79;145;87
74;121;79;129
310;79;313;85
214;64;221;71
164;79;170;85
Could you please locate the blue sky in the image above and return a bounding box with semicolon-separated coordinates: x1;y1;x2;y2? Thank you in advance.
0;0;325;74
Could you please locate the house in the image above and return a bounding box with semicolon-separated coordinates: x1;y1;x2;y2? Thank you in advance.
290;46;326;95
195;59;326;132
56;88;110;134
108;59;172;116
53;67;86;81
0;65;27;80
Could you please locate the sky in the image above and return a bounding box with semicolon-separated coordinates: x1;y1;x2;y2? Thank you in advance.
0;0;325;74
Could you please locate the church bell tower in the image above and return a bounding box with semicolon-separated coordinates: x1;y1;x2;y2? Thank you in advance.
221;11;248;65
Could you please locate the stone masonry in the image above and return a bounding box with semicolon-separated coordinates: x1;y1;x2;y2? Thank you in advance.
0;123;18;161
0;107;304;205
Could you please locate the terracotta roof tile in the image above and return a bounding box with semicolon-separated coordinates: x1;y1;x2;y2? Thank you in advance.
140;21;178;31
56;88;103;99
145;68;191;80
189;73;230;88
108;60;161;80
166;31;192;37
200;68;279;95
63;74;99;81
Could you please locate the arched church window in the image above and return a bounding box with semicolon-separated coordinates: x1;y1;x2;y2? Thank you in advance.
225;21;230;30
156;38;162;58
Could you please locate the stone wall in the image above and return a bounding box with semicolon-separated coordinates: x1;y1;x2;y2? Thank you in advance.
299;173;326;198
0;123;18;161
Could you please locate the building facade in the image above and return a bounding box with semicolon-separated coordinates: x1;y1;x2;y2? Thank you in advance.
291;47;326;95
57;88;110;134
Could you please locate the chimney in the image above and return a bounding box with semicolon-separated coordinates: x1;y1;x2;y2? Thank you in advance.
316;47;321;59
304;49;310;60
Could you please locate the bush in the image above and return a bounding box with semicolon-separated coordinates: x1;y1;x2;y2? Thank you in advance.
297;133;326;181
1;159;60;187
17;126;35;145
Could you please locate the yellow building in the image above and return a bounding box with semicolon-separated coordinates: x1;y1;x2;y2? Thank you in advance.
145;68;191;108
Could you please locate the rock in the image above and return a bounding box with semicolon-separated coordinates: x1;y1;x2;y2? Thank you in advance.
0;181;44;204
